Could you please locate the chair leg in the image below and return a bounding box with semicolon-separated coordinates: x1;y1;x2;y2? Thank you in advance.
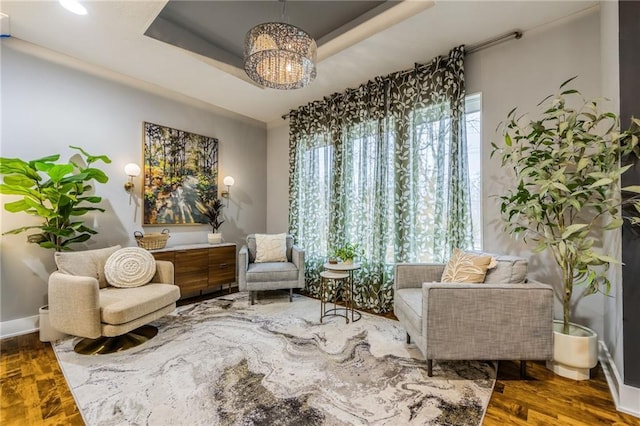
406;333;411;344
520;360;527;379
427;359;433;377
289;288;293;302
250;291;255;305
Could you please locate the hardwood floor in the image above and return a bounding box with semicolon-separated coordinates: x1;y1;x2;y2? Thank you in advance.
484;360;639;425
2;294;639;425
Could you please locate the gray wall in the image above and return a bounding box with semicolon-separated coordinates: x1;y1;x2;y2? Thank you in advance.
266;9;604;332
466;9;604;334
266;123;290;233
619;0;640;388
0;41;267;323
600;0;625;394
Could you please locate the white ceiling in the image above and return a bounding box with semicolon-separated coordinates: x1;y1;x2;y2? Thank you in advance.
1;0;598;126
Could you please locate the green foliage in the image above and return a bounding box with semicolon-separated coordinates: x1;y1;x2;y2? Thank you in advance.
0;146;111;251
196;197;224;232
331;242;364;262
491;77;640;333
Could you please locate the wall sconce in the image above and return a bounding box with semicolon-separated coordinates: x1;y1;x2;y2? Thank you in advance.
124;163;141;193
221;176;234;206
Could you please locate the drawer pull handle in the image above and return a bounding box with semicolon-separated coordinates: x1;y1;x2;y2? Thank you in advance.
219;263;228;268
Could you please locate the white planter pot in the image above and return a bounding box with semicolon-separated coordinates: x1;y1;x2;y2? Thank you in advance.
208;233;223;244
546;320;598;381
38;305;67;343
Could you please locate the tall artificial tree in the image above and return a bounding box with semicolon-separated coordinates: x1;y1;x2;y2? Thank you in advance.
492;77;640;334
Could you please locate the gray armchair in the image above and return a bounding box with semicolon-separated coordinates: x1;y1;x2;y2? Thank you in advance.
238;234;305;304
394;252;553;376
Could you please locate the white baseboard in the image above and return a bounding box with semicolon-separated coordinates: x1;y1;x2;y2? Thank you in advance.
599;341;640;418
0;315;39;339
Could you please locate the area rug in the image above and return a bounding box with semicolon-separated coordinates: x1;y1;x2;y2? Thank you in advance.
52;293;496;425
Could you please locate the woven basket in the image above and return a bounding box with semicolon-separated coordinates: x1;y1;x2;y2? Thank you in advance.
134;229;170;250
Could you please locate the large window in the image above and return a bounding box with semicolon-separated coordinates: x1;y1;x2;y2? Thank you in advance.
296;95;482;264
288;46;471;312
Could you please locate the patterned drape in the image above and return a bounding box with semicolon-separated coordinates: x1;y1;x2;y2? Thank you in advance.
288;46;472;313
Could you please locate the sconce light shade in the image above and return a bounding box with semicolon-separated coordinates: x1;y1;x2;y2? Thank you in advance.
124;163;141;193
124;163;141;177
221;176;234;206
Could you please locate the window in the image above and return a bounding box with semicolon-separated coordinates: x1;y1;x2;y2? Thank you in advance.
294;94;482;263
466;93;482;249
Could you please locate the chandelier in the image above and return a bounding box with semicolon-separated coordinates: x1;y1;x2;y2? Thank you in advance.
243;5;317;90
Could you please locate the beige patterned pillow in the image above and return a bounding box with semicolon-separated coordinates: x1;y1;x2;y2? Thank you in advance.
255;233;287;263
441;249;497;283
55;245;122;288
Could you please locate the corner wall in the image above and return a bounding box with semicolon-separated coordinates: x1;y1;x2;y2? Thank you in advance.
0;40;268;327
465;9;604;335
266;122;290;233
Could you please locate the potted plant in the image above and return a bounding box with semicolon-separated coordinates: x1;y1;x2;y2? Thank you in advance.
0;145;111;341
0;146;111;250
492;77;640;380
196;197;225;244
331;242;364;265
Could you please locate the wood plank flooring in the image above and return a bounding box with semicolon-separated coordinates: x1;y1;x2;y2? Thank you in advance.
2;294;639;425
484;360;639;425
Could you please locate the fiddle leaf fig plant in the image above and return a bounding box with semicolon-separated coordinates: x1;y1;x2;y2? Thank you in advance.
0;146;111;251
491;77;640;335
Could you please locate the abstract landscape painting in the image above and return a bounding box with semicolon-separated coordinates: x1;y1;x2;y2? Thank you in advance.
143;122;218;225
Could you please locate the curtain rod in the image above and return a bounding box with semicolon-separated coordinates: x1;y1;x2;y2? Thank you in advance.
466;30;522;54
282;29;523;120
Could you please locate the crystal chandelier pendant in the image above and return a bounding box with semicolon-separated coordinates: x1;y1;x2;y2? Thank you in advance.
244;22;317;90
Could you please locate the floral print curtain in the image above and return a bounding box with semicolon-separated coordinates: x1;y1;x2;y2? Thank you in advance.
288;46;473;313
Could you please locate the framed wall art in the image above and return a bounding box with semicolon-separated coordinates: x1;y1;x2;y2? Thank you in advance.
143;122;219;225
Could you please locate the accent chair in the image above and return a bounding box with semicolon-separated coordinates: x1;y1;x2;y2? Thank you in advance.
394;251;553;377
48;245;180;354
238;234;305;304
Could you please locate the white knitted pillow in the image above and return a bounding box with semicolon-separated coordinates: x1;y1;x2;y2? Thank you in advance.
105;247;156;288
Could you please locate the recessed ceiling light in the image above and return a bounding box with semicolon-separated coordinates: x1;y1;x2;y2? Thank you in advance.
59;0;87;16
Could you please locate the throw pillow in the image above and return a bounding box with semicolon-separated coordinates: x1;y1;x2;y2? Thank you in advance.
104;247;157;288
255;233;287;263
55;245;122;289
441;248;497;283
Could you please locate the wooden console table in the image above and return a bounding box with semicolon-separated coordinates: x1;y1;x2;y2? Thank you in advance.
150;243;236;299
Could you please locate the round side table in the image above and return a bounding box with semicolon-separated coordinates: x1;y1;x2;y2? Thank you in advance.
319;270;350;323
322;262;362;323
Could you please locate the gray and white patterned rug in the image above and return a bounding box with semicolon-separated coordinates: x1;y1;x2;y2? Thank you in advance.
52;293;496;425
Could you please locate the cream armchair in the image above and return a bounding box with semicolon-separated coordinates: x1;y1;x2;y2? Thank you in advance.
48;245;180;354
238;234;305;304
394;252;553;377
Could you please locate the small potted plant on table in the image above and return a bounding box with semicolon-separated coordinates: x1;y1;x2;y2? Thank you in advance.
332;242;364;265
196;197;225;244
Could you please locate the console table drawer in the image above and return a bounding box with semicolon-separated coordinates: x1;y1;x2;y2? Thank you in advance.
151;244;237;298
209;246;236;286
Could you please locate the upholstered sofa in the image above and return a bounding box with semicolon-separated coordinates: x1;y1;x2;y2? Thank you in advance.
394;251;553;376
48;245;180;345
238;234;305;304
